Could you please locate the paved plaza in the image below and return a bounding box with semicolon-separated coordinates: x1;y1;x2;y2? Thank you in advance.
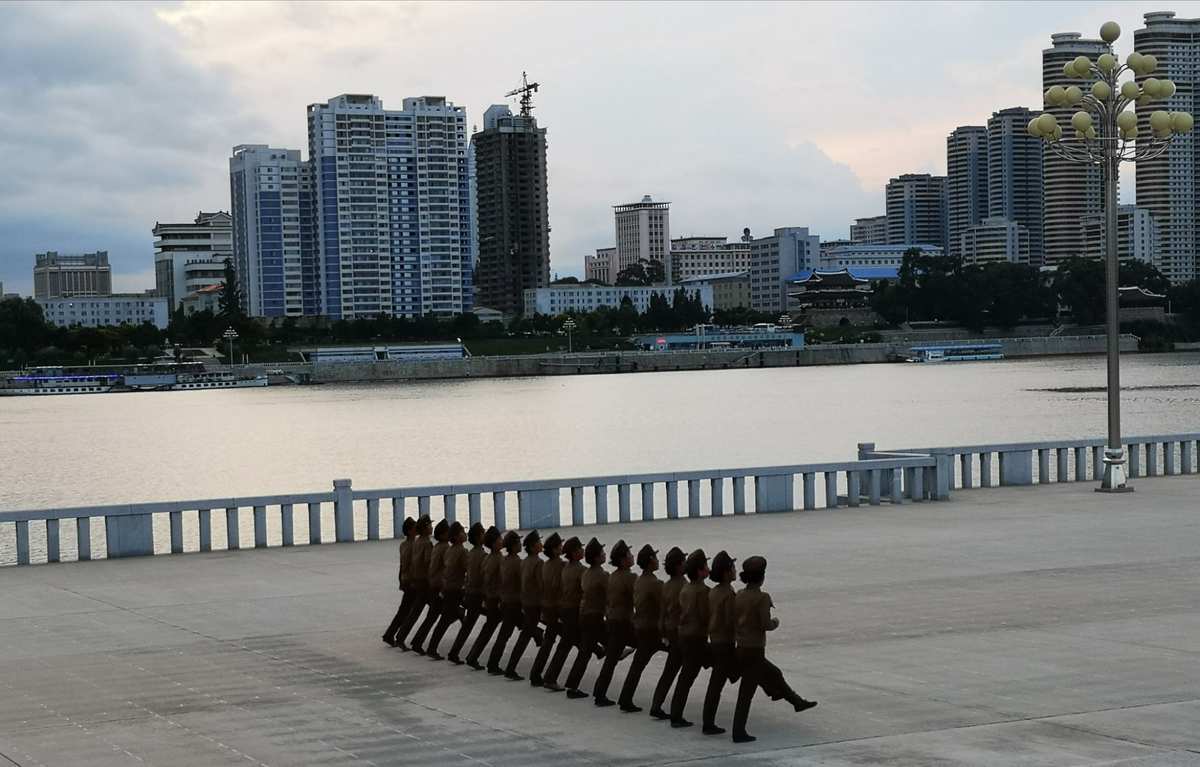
1;476;1199;766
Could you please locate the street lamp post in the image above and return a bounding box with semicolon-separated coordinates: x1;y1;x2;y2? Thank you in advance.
562;317;577;354
1028;20;1192;492
223;327;239;369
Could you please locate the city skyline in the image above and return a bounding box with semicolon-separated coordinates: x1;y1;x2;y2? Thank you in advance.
0;1;1177;296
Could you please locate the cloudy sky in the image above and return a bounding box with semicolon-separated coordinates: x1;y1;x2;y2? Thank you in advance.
0;0;1185;296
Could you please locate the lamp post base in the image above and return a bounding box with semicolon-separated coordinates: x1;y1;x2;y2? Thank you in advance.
1096;448;1134;493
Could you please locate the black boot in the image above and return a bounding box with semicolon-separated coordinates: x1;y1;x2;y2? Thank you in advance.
732;731;756;744
702;724;726;735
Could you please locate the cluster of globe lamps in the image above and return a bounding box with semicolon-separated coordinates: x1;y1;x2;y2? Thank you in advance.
1026;21;1192;149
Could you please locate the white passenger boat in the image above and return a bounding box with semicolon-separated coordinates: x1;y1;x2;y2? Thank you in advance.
0;373;119;396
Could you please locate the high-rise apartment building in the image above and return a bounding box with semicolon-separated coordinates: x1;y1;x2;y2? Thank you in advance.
1080;205;1159;264
669;236;751;282
959;217;1031;265
748;227;819;312
850;215;888;244
987;107;1045;265
1043;32;1110;265
946;127;989;260
886;174;947;249
229;145;308;317
153;211;233;311
1135;11;1200;283
472;104;549;315
307;94;473;319
33;251;112;299
614;195;670;280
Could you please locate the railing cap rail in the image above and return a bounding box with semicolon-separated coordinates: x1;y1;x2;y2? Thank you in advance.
876;433;1200;456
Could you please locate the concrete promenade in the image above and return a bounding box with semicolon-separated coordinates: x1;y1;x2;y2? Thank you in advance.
1;477;1198;766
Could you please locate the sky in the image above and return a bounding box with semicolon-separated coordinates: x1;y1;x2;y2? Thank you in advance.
1;0;1193;297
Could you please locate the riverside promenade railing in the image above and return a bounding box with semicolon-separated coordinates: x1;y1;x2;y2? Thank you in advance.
865;432;1200;488
0;454;941;566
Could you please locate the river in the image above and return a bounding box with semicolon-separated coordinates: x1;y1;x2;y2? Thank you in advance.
2;352;1199;513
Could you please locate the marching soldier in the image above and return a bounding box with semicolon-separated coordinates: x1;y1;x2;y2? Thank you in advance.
528;532;563;687
649;546;686;720
394;515;433;650
486;530;525;675
426;521;468;660
668;549;711;728
701;550;738;735
591;539;636;707
447;522;488;665
541;535;585;692
381;516;417;647
617;543;663;712
502;530;544;680
564;537;608;699
731;556;817;744
411;519;450;654
465;526;505;669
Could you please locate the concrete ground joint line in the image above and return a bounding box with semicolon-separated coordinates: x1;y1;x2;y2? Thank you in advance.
0;748;24;767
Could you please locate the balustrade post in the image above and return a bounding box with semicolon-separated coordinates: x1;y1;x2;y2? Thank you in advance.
443;494;457;525
46;519;60;563
468;494;482;526
935;455;953;499
733;476;747;515
333;479;354;543
824;472;838;508
1092;446;1104;480
1146;443;1159;476
980;452;994;487
226;507;240;550
688;479;701;518
493;492;507;530
595;485;609;524
1038;449;1050;484
641;482;654;520
200;509;213;551
1183;440;1195;474
666;481;679;519
307;502;321;544
281;503;294;546
868;470;881;506
909;467;924;502
77;517;91;561
710;477;724;516
392;497;405;535
254;505;268;548
1127;444;1141;478
846;472;861;508
366;498;380;541
802;473;816;510
170;511;184;554
960;453;973;489
1164;442;1177;476
891;468;904;504
618;484;631;522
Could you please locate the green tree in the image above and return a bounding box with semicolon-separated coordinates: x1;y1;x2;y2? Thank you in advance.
218;258;243;318
615;259;666;286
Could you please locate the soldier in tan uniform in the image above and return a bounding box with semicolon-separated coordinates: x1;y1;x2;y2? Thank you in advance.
465;526;505;669
542;535;585;692
731;556;817;743
447;522;487;664
427;521;468;660
591;539;636;707
411;519;450;654
669;549;711;728
565;537;608;699
394;515;433;650
381;516;417;647
701;550;738;735
502;530;544;680
528;532;563;687
486;530;525;675
616;543;663;712
649;546;686;720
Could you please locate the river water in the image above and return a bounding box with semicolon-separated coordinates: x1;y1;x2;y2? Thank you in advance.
2;353;1199;513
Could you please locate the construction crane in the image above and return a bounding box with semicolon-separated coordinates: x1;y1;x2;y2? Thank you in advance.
505;71;539;117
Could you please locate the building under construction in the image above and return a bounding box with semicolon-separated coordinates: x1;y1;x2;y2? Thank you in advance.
472;73;550;315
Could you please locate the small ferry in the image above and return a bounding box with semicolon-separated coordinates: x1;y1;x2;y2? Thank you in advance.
122;368;267;391
0;373;120;396
906;343;1004;363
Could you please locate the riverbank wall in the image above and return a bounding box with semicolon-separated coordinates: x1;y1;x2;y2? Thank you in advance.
306;334;1138;383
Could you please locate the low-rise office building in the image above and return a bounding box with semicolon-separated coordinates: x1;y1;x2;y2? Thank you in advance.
678;271;750;310
670;235;751;282
523;283;713;316
38;294;170;329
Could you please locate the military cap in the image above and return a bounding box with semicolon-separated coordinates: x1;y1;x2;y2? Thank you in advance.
609;539;631;567
663;546;686;574
401;516;416;535
636;543;658;569
709;550;737;583
523;529;542;552
563;535;583;555
483;525;502;546
416;515;433;532
741;555;768;577
448;521;465;540
584;536;605;564
467;522;485;545
433;519;449;540
544;531;563;554
684;548;709;578
503;530;522;551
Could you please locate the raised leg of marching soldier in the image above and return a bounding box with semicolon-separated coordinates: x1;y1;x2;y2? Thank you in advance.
669;549;711;728
648;546;686;720
447;591;481;663
542;605;576;691
504;604;540;680
394;580;429;650
487;601;520;674
619;626;659;712
529;609;559;686
565;611;604;697
702;642;735;734
465;597;501;669
383;587;416;646
427;589;461;660
592;618;633;706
